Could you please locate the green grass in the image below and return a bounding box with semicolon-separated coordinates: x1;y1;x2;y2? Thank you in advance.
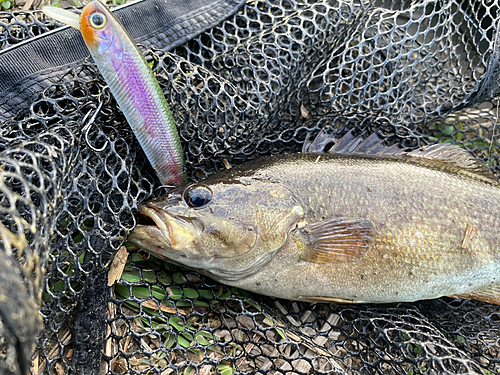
112;249;290;374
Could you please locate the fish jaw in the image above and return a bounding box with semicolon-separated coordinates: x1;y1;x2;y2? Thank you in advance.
42;6;81;29
131;203;203;252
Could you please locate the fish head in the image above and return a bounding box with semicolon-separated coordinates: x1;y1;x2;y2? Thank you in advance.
129;180;305;281
43;1;123;57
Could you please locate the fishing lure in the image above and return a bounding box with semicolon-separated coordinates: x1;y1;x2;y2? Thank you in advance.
43;1;187;187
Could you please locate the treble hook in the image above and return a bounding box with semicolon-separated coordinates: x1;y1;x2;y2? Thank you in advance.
153;184;177;197
82;87;111;152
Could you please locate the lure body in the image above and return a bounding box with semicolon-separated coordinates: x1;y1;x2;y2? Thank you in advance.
43;1;186;186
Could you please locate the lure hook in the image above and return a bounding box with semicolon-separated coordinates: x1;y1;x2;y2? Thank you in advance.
82;87;111;152
152;184;177;198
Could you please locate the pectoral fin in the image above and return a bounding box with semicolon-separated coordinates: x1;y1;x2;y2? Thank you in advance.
449;283;500;305
300;217;374;263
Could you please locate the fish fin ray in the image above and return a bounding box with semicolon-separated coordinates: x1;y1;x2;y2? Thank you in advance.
297;295;363;303
303;129;397;155
404;144;497;184
351;132;385;154
377;143;406;156
303;129;357;154
450;282;500;305
303;130;497;184
301;217;374;264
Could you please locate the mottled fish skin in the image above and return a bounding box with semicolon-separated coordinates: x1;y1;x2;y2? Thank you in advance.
44;1;186;186
129;138;500;304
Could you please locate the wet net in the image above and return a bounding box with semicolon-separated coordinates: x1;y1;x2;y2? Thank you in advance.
0;0;499;374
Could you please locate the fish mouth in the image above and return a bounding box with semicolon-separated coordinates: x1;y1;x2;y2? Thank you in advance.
135;203;203;250
137;203;172;246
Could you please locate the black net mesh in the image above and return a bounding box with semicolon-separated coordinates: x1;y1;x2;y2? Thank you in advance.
0;9;61;49
0;0;499;374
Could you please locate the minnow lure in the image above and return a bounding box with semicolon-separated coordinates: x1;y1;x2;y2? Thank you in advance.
43;1;186;187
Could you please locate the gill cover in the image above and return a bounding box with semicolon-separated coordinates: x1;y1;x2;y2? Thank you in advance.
130;180;305;281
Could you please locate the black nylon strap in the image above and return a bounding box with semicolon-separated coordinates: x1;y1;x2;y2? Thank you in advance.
0;0;246;118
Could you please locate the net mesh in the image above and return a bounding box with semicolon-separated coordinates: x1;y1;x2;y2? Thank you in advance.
0;9;61;49
0;0;499;374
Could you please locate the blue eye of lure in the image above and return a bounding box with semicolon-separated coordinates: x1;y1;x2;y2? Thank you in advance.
184;185;212;208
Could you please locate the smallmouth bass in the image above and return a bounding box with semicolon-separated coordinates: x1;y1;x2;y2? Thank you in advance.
129;131;500;304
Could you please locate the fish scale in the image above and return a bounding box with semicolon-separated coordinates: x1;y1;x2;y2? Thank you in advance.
130;138;500;304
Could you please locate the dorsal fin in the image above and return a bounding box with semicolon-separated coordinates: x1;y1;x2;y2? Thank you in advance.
403;144;497;183
303;130;498;185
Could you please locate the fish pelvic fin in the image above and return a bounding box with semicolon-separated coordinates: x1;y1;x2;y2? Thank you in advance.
303;129;497;185
297;295;364;303
450;282;500;305
300;217;374;264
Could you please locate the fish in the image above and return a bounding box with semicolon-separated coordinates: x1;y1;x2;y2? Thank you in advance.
128;130;500;305
42;1;186;187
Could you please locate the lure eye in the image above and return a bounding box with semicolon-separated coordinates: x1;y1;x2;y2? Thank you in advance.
183;185;212;209
89;11;107;30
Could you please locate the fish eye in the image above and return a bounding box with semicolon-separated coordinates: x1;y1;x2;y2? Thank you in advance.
183;185;212;209
89;11;107;30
